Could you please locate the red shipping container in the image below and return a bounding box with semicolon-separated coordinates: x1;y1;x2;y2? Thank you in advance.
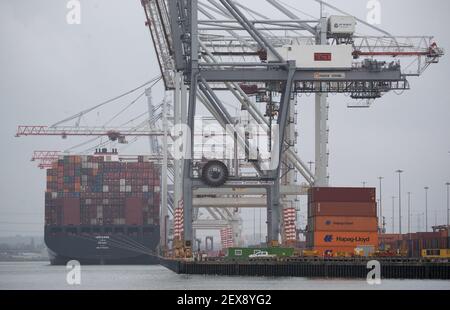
62;198;80;225
125;197;143;225
308;187;376;203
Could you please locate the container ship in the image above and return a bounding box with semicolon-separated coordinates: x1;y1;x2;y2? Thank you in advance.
44;149;160;265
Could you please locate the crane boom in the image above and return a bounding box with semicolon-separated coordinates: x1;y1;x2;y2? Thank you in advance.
16;126;165;144
31;150;61;169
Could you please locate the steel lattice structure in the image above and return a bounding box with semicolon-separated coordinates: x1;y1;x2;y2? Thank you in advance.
141;0;443;248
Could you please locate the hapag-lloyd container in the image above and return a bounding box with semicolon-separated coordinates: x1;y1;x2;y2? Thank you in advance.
309;202;377;217
309;216;378;232
313;231;378;247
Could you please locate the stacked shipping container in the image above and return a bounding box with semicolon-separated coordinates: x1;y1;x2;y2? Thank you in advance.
380;230;450;257
45;155;161;227
307;187;378;256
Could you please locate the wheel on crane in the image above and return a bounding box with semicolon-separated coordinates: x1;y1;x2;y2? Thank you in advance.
201;160;229;187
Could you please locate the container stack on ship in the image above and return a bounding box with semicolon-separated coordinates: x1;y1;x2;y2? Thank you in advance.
306;187;378;257
44;149;160;265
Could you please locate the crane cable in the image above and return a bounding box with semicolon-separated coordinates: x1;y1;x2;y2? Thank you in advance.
63;78;163;153
50;75;161;128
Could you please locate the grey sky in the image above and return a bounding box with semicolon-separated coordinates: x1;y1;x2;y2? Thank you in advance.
1;0;449;238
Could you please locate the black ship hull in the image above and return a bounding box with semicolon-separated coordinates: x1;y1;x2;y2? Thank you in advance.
45;225;160;265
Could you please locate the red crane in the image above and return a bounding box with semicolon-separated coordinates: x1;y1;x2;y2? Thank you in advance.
16;126;165;144
31;150;61;169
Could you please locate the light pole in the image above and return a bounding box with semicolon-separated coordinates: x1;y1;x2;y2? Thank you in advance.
378;177;384;233
396;170;403;234
416;213;421;232
407;192;411;235
424;187;429;232
446;182;450;227
391;196;396;234
362;181;367;188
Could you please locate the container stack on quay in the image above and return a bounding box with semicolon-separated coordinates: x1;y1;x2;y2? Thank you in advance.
306;187;378;256
45;154;161;227
380;229;450;257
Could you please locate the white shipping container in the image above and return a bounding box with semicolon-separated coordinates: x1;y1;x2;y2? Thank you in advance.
269;43;353;69
51;192;58;199
328;15;356;35
103;185;109;192
142;185;149;192
120;179;126;186
126;185;132;192
154;186;160;193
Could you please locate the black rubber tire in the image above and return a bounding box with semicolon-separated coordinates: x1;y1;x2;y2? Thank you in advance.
201;160;229;187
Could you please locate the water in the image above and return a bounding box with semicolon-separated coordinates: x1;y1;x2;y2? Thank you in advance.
0;262;448;290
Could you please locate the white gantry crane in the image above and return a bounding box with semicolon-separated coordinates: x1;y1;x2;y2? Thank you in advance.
141;0;443;251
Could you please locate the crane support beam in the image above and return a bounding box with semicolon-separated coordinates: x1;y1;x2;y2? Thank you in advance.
193;184;308;196
193;197;267;208
16;126;165;137
198;69;402;83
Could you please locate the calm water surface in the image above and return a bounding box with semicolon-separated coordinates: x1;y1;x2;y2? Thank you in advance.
0;262;448;290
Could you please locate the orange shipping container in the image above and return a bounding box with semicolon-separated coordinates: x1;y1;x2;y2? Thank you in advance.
310;216;378;232
313;231;378;247
309;202;377;217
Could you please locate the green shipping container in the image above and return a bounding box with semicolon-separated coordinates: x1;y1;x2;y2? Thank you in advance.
226;247;294;260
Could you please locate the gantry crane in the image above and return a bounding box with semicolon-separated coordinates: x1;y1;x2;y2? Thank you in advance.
31;150;61;169
141;0;444;250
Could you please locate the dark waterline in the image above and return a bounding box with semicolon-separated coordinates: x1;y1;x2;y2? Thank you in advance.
0;262;448;290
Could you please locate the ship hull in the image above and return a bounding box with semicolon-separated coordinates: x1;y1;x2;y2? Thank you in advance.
45;225;160;265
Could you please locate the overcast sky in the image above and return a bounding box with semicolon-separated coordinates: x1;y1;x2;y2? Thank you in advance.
1;0;449;238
